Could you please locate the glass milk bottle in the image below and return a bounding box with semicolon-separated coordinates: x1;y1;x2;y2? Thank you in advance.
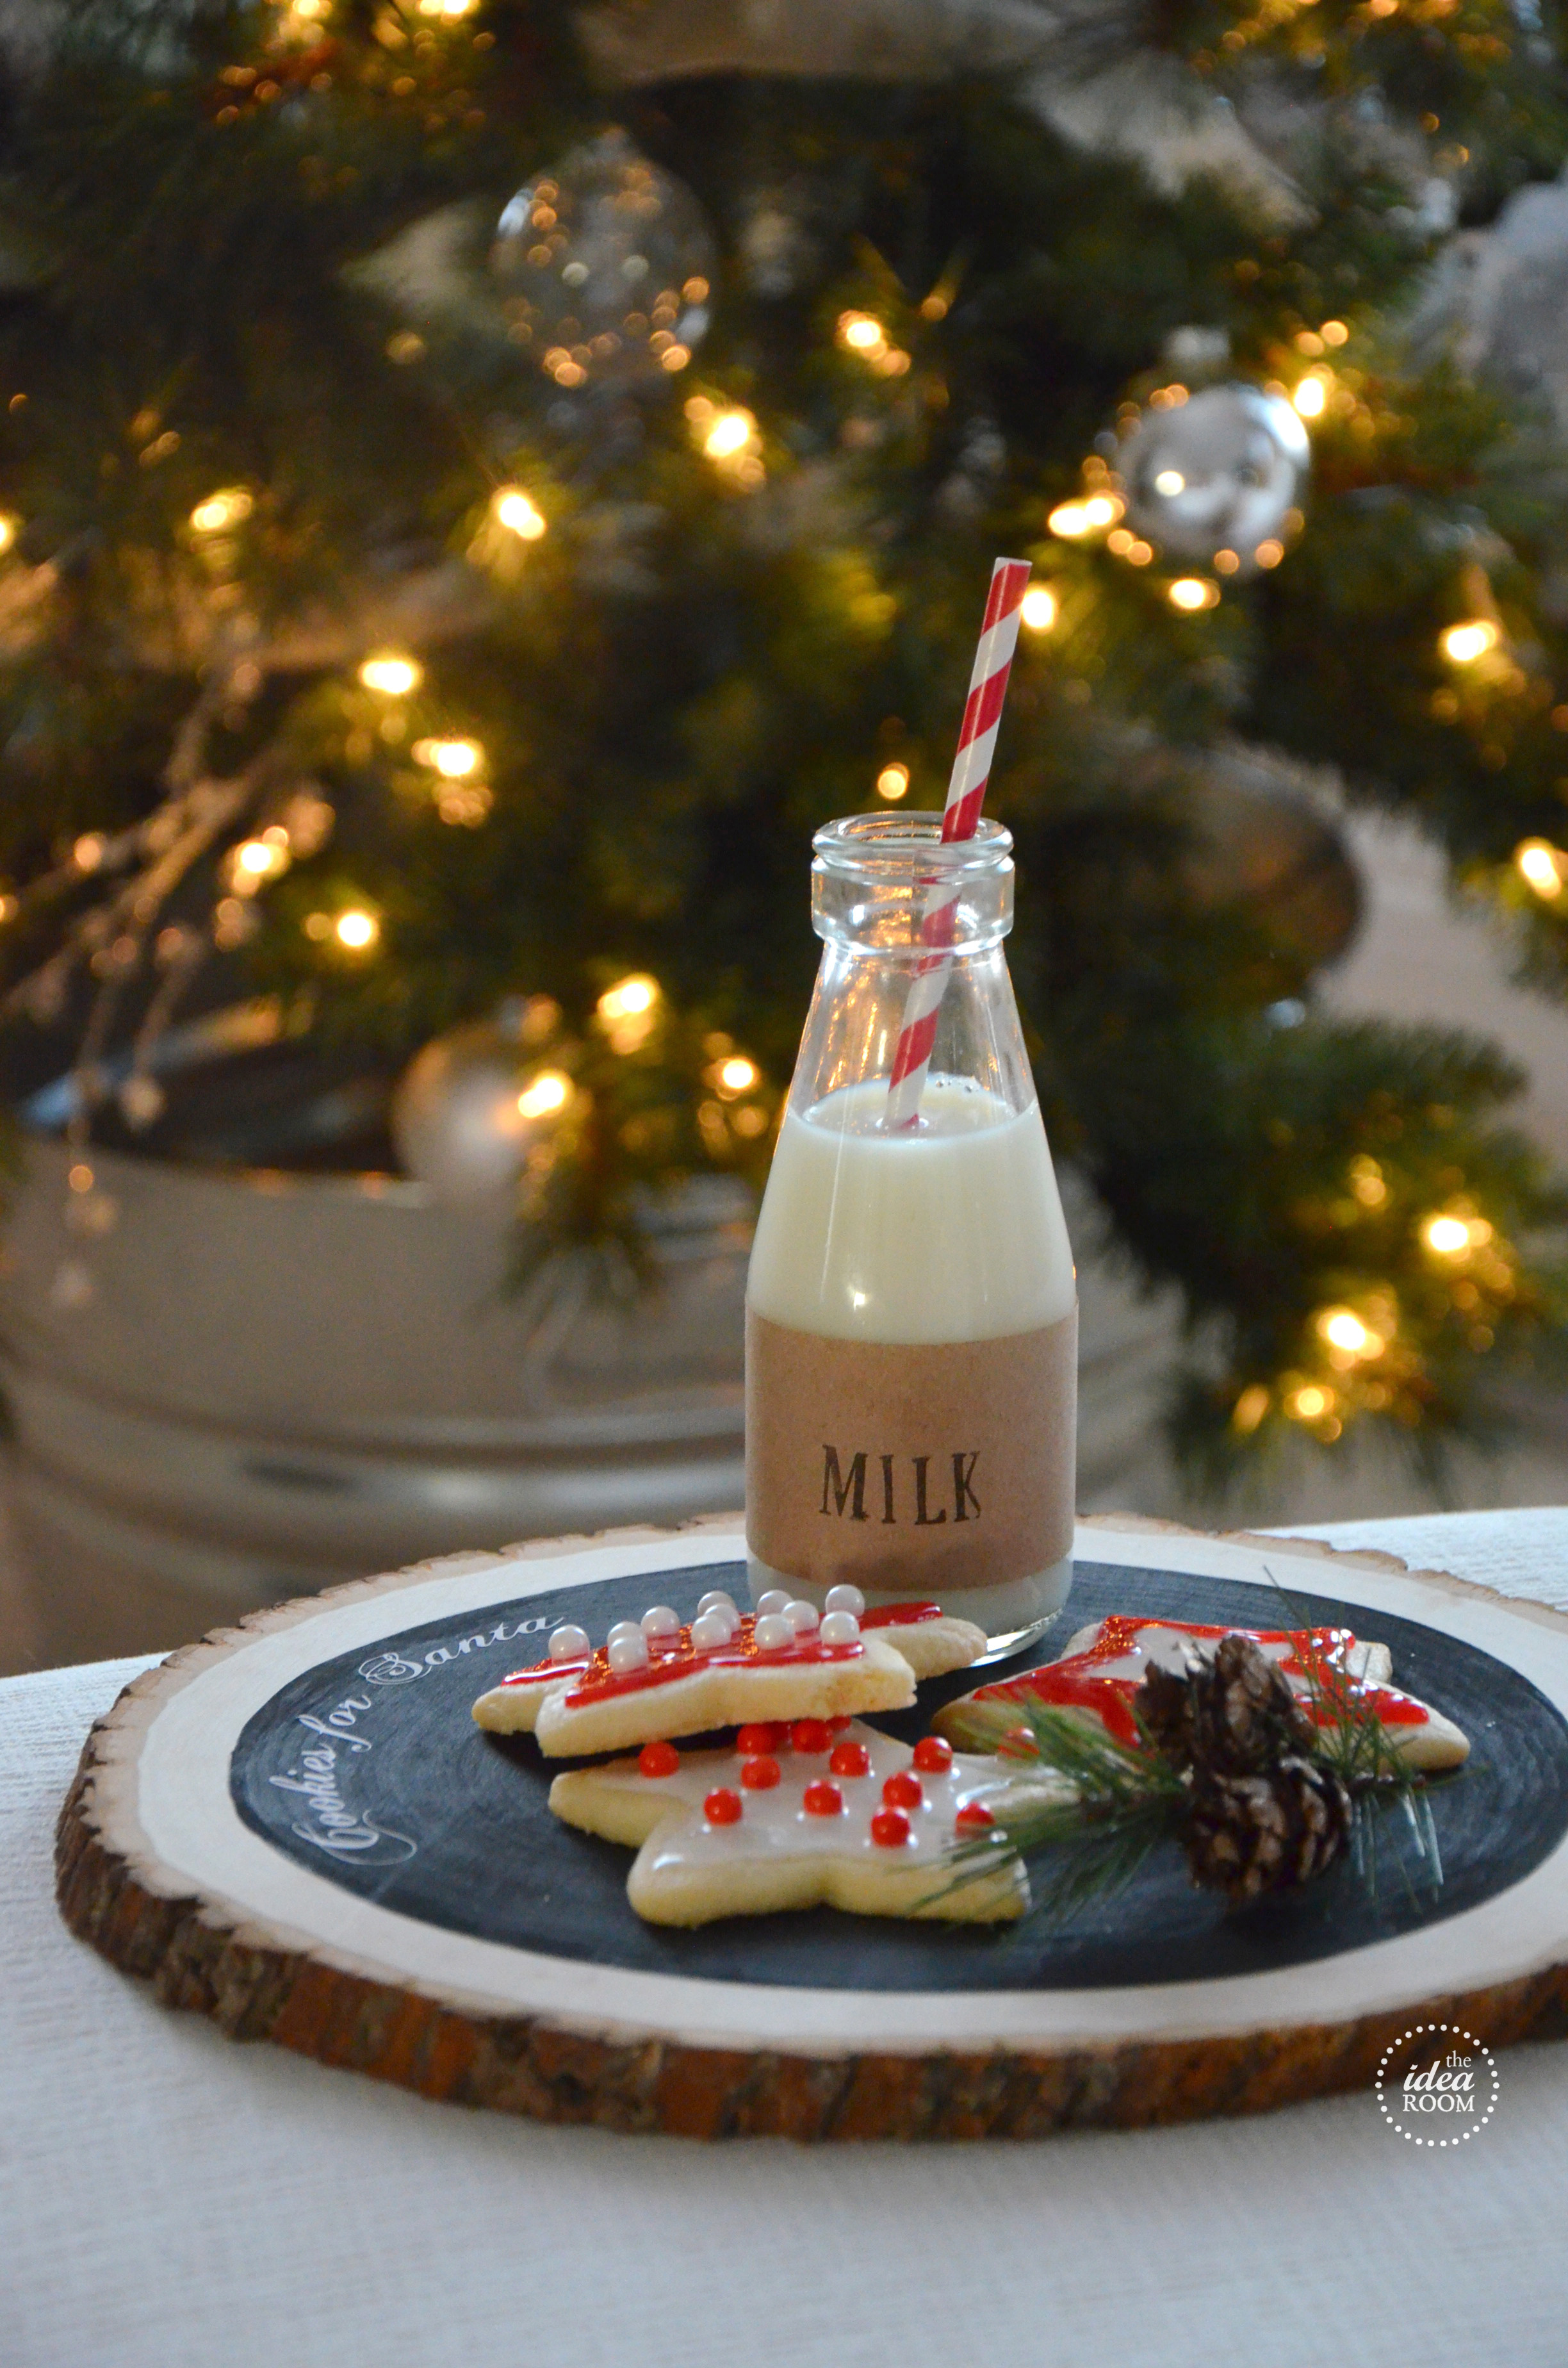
746;812;1077;1651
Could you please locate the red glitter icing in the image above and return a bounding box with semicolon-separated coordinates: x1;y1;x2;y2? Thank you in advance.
969;1616;1432;1749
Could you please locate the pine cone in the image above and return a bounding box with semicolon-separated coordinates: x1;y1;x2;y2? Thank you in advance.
1182;1759;1353;1901
1138;1631;1318;1776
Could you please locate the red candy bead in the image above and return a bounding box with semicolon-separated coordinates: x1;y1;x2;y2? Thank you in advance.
740;1754;781;1790
829;1741;870;1779
954;1802;996;1832
882;1770;923;1810
827;1714;853;1732
638;1739;680;1778
703;1788;742;1826
803;1780;844;1818
913;1736;953;1774
791;1718;832;1755
870;1808;911;1848
737;1722;785;1755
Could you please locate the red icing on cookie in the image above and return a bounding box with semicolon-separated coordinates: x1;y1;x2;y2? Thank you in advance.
968;1616;1432;1748
496;1611;867;1709
861;1602;943;1629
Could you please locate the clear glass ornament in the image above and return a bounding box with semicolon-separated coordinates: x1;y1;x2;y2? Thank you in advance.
491;129;714;392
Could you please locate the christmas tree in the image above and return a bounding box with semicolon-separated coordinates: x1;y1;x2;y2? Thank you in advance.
1;0;1566;1483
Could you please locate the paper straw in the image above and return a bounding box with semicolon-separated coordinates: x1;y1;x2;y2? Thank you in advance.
883;557;1031;1128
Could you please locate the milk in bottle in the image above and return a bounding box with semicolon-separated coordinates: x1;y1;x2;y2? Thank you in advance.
746;814;1077;1648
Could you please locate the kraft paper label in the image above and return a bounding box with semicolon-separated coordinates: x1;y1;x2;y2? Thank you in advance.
745;1305;1077;1595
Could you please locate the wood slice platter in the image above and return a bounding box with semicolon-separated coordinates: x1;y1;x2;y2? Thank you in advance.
56;1513;1568;2140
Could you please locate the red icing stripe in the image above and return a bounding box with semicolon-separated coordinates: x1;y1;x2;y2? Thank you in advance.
861;1602;942;1629
496;1609;865;1707
972;1616;1431;1741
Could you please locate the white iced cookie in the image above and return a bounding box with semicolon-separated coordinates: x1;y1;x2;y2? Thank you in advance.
472;1593;917;1757
548;1718;1047;1926
935;1613;1470;1774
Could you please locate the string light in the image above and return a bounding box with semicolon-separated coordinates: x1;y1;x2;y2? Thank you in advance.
413;737;484;779
1350;1155;1387;1208
230;837;289;889
1291;375;1328;420
712;1055;759;1098
493;489;546;540
1168;577;1220;612
1020;587;1057;632
517;1070;571;1120
1048;494;1122;539
189;488;253;534
1320;320;1350;347
876;762;910;801
0;514;19;555
598;973;660;1053
1231;1384;1270;1435
359;653;422;695
1517;840;1567;900
703;408;754;459
334;909;379;951
1440;619;1499;665
837;312;888;359
1423;1212;1480;1256
73;834;105;873
1314;1306;1384;1361
1153;468;1185;495
1287;1383;1334;1422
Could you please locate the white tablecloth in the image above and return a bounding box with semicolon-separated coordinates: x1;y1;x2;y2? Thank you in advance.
4;1509;1568;2368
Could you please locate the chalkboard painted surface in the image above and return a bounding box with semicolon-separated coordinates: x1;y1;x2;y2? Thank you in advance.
229;1558;1568;1994
55;1517;1568;2138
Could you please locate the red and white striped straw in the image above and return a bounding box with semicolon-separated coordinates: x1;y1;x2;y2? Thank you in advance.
883;556;1031;1128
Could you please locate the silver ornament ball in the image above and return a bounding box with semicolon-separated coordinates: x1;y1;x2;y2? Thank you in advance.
1121;384;1309;571
492;129;714;392
392;1008;569;1209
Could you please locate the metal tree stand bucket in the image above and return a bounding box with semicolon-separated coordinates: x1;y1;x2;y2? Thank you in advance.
0;1138;746;1663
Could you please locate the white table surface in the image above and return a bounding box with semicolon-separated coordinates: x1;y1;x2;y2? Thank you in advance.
4;1508;1568;2368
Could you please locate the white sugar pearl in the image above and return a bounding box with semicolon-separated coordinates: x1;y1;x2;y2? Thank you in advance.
607;1620;642;1647
783;1599;819;1632
691;1609;735;1650
607;1629;650;1673
548;1624;591;1661
755;1588;791;1618
753;1613;793;1652
696;1589;737;1617
819;1611;861;1647
824;1584;865;1618
641;1604;680;1638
